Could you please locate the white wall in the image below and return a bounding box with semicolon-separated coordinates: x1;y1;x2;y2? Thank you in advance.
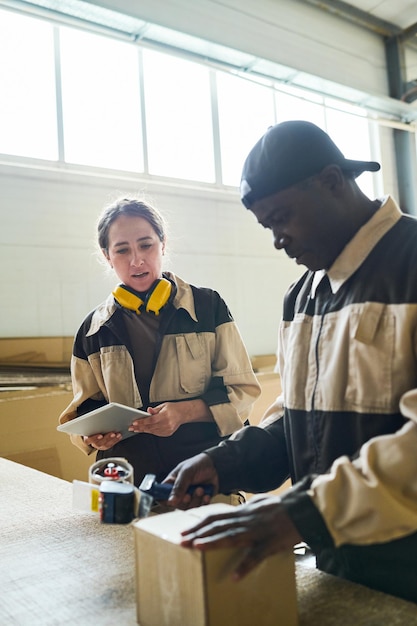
0;0;404;357
0;162;304;355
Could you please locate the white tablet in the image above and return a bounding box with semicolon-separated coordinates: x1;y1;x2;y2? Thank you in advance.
57;402;150;440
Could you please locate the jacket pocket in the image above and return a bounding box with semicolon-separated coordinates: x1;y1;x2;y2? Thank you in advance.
280;313;314;410
91;345;141;407
345;303;395;411
176;333;209;394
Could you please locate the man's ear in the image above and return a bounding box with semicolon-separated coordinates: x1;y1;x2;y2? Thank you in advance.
317;164;345;195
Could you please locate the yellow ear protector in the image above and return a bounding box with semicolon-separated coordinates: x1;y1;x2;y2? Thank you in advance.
112;278;172;316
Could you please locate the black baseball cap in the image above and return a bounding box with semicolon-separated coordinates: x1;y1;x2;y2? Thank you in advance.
240;120;381;208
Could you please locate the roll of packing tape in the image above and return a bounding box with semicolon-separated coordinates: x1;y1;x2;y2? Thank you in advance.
89;457;134;485
99;481;136;524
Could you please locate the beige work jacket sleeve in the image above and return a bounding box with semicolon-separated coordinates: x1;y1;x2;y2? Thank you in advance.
309;388;417;547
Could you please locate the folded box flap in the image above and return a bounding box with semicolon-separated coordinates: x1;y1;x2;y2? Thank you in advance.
133;503;235;543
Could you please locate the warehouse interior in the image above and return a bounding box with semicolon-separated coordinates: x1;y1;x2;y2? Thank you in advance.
3;1;417;624
2;0;417;478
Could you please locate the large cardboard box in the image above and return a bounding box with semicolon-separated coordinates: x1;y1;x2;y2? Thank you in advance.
133;503;298;626
0;386;92;482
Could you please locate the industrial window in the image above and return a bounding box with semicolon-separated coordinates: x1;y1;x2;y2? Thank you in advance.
59;26;143;171
216;72;276;187
142;49;215;182
0;10;58;160
0;6;377;195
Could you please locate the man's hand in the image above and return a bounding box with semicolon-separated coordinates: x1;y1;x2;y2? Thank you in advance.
163;453;219;509
180;495;302;580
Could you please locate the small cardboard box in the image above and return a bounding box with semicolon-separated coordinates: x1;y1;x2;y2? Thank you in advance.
133;503;298;626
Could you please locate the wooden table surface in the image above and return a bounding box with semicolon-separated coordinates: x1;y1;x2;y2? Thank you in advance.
1;457;417;625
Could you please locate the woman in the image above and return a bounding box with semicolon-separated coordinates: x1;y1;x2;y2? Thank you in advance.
59;197;260;488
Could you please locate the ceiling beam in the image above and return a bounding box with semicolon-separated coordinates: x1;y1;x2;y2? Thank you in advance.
298;0;402;37
400;21;417;42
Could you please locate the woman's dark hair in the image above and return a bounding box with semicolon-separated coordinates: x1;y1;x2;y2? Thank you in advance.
98;198;166;253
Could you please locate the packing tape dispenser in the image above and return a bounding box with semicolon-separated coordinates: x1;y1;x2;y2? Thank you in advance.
72;459;214;524
73;457;137;524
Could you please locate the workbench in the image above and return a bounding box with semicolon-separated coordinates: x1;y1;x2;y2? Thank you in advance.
1;457;416;625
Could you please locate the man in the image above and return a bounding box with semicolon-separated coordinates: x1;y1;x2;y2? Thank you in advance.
164;120;417;603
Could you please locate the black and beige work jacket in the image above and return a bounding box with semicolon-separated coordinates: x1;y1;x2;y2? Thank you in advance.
59;273;260;483
207;196;417;551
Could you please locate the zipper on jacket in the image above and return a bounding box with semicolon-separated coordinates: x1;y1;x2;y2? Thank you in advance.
310;275;332;472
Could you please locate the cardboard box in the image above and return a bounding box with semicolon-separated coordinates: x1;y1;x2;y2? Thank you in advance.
0;386;92;482
133;503;298;626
